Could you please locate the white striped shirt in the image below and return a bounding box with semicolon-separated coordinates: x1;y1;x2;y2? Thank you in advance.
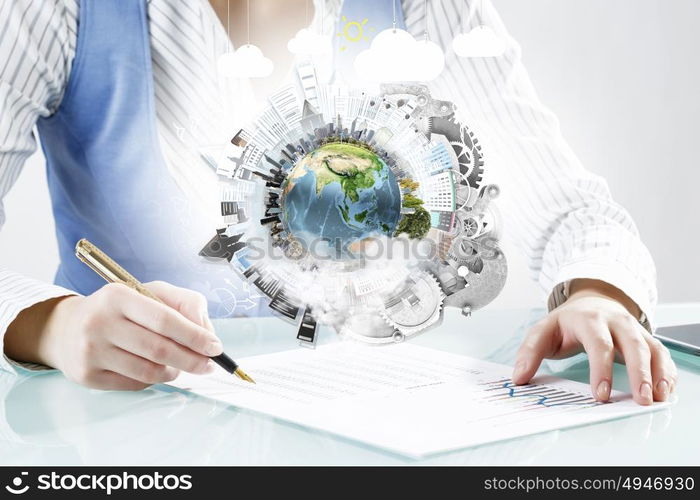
0;0;656;376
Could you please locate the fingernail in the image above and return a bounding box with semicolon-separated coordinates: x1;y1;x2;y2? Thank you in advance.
656;379;669;400
204;359;216;374
512;360;527;381
640;382;653;403
596;380;611;401
207;340;223;356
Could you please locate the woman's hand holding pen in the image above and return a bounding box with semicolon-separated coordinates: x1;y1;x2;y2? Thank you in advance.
512;279;678;406
5;281;224;390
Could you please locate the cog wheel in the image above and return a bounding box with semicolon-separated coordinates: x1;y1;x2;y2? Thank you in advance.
429;116;484;189
414;115;433;136
380;271;444;337
446;236;482;268
449;139;473;177
461;216;481;237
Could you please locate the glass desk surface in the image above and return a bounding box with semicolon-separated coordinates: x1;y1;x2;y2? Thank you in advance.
1;304;699;465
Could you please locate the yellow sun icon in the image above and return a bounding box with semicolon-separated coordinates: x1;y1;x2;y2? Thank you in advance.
337;16;375;51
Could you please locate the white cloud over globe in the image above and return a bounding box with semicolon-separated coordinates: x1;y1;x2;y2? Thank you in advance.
287;28;332;55
354;28;445;82
217;44;273;79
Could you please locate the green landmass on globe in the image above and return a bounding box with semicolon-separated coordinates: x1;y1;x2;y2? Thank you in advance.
285;142;384;204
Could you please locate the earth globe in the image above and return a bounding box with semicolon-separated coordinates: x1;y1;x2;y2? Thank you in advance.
281;142;402;258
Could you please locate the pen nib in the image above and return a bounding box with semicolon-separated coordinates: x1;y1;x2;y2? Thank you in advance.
234;368;256;384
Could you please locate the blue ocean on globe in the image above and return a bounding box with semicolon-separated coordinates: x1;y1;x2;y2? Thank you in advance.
281;142;401;258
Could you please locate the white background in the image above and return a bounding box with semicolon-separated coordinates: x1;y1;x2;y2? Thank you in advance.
0;0;698;309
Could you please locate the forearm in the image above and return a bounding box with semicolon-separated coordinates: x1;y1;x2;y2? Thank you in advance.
4;295;75;368
0;269;78;373
568;278;641;319
543;223;656;330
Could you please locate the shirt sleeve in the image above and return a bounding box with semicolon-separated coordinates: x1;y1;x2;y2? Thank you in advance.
406;0;657;327
0;0;80;373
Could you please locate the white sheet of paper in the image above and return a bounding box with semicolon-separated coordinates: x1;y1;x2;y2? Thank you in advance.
168;342;672;458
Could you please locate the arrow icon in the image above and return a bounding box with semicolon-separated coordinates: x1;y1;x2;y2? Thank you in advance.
239;298;258;310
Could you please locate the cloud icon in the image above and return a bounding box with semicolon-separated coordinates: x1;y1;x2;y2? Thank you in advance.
353;28;445;82
217;44;273;78
287;28;332;55
452;25;506;58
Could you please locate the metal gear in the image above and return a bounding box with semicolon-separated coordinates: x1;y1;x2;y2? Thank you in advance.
460;216;481;237
447;235;475;262
380;271;444;337
429;116;484;189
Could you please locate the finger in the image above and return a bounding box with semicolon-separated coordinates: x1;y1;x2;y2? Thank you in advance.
642;331;677;402
115;286;222;356
570;320;615;402
86;370;151;391
109;320;215;375
144;281;212;330
100;346;180;385
610;317;653;405
512;314;558;385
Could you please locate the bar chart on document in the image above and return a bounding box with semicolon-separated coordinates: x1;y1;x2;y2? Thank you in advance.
169;342;672;458
465;377;602;428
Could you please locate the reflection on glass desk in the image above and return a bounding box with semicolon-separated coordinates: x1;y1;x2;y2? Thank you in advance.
1;304;699;465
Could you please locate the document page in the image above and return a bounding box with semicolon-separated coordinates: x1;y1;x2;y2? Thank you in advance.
168;342;672;457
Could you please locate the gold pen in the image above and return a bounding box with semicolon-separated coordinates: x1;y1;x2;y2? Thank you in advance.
75;238;255;383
